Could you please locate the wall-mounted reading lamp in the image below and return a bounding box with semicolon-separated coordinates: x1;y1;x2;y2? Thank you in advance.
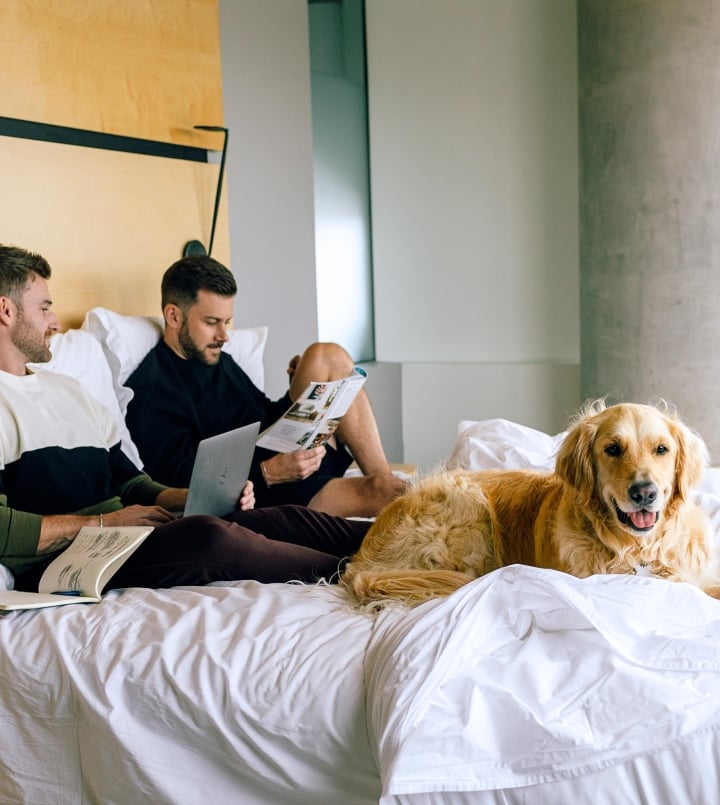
183;125;229;257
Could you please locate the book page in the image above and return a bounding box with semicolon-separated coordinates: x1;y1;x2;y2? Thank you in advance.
0;590;98;611
256;369;367;453
38;526;153;598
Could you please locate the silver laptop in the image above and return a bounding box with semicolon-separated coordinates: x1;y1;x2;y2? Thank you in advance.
183;421;261;517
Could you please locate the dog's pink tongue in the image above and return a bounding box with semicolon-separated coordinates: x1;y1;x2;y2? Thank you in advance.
630;510;655;529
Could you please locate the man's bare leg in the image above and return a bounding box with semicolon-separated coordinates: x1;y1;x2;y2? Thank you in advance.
285;342;408;516
306;474;407;519
288;342;393;475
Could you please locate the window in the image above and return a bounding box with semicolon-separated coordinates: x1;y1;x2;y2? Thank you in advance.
308;0;374;361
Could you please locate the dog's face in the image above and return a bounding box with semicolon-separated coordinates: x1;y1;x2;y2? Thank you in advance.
555;402;708;538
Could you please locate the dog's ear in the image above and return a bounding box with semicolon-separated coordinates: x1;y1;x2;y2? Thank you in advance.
554;414;598;502
672;419;709;502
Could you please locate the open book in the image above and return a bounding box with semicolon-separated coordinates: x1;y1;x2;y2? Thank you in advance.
256;367;367;453
0;525;153;611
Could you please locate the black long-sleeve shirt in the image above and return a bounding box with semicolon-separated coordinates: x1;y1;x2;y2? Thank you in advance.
125;341;289;491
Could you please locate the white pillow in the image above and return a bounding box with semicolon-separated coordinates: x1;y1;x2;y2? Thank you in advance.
81;307;269;412
29;329;144;469
224;328;268;390
446;418;566;472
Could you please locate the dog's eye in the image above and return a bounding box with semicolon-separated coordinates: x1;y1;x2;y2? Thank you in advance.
656;444;668;455
604;443;621;457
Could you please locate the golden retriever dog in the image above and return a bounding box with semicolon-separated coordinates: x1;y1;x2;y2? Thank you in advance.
341;400;720;606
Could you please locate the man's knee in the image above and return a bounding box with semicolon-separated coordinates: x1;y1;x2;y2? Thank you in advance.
178;515;240;559
301;341;354;372
366;473;408;506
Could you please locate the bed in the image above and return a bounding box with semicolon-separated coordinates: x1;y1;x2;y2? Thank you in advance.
5;317;720;804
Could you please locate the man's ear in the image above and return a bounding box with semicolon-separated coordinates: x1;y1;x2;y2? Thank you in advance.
163;303;183;330
0;296;16;327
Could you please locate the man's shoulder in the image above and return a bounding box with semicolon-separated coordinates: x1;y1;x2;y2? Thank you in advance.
31;368;87;394
126;340;167;386
21;369;104;414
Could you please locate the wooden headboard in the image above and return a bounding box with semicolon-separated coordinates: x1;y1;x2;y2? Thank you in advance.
0;0;229;329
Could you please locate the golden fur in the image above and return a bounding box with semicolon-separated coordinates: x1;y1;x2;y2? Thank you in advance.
342;400;720;606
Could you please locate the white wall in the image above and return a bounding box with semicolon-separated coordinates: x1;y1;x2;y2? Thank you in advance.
218;0;319;401
218;0;580;471
366;0;580;470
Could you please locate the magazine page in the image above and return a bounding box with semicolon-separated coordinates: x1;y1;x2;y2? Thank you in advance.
37;525;153;598
256;369;367;453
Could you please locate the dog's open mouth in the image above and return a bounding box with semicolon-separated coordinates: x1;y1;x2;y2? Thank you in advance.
613;500;659;532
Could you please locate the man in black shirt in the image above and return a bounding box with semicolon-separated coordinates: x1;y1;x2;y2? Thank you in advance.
126;256;406;518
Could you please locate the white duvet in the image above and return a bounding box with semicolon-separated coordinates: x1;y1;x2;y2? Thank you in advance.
367;567;720;801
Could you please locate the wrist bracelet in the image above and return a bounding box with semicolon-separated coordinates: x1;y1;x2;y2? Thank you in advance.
260;462;271;488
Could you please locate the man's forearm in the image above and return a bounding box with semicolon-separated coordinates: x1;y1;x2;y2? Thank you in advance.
38;513;102;553
154;487;187;512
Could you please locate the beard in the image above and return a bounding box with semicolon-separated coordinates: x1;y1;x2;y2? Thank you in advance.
177;319;223;366
15;313;52;363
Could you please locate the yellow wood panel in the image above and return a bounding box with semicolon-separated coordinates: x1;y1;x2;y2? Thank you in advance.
0;0;224;147
0;136;230;329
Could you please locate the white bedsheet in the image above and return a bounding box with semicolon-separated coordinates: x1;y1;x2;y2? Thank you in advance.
0;581;381;805
367;565;720;801
5;566;720;805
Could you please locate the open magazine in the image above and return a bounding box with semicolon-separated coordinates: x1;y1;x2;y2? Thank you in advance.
256;367;367;453
0;525;153;611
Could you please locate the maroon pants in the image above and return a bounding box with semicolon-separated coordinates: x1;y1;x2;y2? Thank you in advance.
15;506;371;593
105;505;370;590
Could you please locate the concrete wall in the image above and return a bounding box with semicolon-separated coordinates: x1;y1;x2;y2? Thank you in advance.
579;0;720;461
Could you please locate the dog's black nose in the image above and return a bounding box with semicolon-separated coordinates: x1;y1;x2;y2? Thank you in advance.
629;481;658;507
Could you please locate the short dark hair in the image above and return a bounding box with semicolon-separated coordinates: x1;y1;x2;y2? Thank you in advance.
0;245;52;308
161;255;237;311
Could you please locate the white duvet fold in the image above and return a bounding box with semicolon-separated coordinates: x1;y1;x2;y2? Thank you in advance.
366;565;720;797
